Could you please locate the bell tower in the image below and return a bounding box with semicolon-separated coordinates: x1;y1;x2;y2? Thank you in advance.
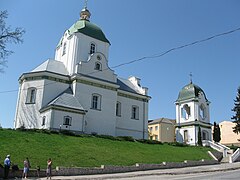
175;79;212;145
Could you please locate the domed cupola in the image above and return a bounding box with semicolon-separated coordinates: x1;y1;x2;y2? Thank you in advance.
67;6;110;44
176;82;208;103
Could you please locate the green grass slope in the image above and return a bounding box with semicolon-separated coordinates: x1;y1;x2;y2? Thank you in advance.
0;129;212;169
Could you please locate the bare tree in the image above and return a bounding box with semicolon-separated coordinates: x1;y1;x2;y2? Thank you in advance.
0;10;25;73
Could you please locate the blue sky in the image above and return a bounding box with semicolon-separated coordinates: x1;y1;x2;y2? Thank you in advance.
0;0;240;128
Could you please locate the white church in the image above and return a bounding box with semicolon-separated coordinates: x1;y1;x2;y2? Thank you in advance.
175;80;212;145
14;6;150;139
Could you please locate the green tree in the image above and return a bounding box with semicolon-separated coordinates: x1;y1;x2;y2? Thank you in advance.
0;10;25;72
232;87;240;134
213;121;221;142
198;126;202;146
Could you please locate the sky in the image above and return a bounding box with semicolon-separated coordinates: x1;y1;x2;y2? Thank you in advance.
0;0;240;128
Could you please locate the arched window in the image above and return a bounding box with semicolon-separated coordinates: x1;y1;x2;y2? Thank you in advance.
91;93;101;110
116;101;121;116
90;43;96;54
199;104;206;119
181;104;191;120
131;105;139;120
63;116;72;126
94;62;102;71
26;87;37;104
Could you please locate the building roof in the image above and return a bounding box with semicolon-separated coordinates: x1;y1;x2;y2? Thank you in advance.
176;82;208;102
148;118;176;125
41;88;85;113
31;59;69;75
68;19;110;44
117;78;138;94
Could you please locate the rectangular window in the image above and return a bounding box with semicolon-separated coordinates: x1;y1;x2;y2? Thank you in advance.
91;94;101;110
155;126;158;131
62;42;67;56
131;106;139;120
42;116;46;126
63;116;72;126
116;102;121;116
90;43;95;54
149;127;153;132
155;135;158;141
26;87;36;104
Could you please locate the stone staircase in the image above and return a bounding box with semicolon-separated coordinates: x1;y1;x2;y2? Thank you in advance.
202;140;240;163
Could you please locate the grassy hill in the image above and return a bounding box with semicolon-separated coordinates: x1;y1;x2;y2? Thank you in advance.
0;129;212;169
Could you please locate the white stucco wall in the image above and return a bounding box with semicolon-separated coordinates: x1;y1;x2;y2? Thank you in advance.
51;109;84;132
74;80;117;136
115;94;148;139
77;52;117;83
15;79;45;129
55;32;110;75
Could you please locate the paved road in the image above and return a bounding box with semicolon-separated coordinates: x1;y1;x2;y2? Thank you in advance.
115;169;240;180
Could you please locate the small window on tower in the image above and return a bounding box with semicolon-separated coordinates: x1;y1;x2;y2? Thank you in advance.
94;62;102;71
62;42;67;56
26;87;37;104
90;43;96;54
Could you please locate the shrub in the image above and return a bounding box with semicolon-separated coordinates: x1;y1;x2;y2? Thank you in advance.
137;139;163;145
117;136;135;142
95;134;119;141
167;142;188;147
60;130;76;136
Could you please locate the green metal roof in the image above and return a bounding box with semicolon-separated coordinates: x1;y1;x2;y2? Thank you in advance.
176;82;208;102
69;19;110;43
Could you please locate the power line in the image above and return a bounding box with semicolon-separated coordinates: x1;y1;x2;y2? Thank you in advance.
110;26;240;69
0;26;240;94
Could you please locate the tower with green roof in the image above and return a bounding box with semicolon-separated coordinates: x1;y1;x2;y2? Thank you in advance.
175;81;212;145
55;6;110;75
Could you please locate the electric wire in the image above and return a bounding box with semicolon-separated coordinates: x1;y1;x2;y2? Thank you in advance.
0;26;240;94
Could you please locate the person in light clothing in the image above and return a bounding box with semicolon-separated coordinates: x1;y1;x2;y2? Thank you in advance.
4;155;11;179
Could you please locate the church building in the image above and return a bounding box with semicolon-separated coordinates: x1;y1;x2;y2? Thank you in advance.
175;80;212;145
14;6;150;139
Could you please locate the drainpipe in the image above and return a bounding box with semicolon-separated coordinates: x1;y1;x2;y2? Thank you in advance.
143;101;146;139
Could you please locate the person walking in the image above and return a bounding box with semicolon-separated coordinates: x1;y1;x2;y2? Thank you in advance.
4;155;11;179
46;158;52;179
22;157;30;179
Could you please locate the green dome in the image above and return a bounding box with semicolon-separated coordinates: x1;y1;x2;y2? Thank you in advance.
68;19;110;44
176;82;208;102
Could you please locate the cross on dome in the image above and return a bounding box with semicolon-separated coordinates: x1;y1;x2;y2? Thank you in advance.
189;72;193;84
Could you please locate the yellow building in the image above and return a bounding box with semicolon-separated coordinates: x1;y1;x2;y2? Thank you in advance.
219;121;240;146
148;118;176;142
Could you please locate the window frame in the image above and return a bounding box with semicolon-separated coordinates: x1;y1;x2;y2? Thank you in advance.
63;116;72;126
131;105;139;120
181;104;191;120
90;43;96;54
26;87;37;104
116;101;121;117
94;62;102;71
62;42;67;56
199;104;206;120
91;93;101;110
42;116;46;126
